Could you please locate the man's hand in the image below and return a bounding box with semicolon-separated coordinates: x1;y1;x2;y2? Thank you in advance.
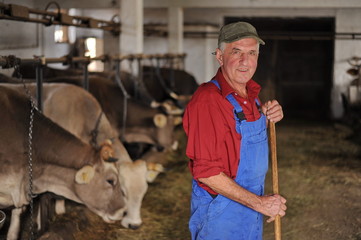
262;100;283;123
257;194;287;223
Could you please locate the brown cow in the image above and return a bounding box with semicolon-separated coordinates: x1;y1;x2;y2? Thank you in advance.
0;86;126;240
0;83;162;229
42;75;180;156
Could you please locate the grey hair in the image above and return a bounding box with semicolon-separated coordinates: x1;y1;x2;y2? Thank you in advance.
218;42;226;51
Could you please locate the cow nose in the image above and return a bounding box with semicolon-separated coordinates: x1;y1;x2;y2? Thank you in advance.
128;224;141;230
156;145;164;152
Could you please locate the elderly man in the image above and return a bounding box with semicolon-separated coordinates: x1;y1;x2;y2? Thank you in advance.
183;21;287;240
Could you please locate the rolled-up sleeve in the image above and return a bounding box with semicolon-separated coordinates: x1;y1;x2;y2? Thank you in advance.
183;96;226;180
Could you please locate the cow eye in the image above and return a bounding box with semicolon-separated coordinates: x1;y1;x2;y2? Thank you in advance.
107;177;116;186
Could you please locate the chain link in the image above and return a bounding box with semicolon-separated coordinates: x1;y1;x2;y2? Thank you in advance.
13;64;37;240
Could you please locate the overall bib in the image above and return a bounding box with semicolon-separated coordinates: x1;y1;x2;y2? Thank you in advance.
189;79;269;240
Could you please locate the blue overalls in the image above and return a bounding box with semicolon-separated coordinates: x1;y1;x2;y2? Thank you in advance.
189;79;269;240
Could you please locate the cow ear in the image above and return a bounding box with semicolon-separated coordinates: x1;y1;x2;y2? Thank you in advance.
145;162;165;183
100;141;118;162
153;113;167;128
75;165;95;184
173;116;183;126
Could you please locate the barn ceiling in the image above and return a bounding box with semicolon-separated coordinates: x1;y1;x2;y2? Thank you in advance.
32;0;361;9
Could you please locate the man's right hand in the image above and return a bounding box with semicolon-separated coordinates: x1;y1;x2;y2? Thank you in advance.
258;194;287;223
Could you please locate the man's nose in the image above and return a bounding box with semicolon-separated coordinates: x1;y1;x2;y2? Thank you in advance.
239;52;249;63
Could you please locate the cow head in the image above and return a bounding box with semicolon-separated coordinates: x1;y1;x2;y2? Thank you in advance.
153;113;182;151
118;159;148;229
74;142;126;223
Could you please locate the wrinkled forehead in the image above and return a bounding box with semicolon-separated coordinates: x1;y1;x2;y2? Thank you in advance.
224;38;259;51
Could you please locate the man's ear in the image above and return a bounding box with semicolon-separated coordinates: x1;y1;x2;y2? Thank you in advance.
215;48;223;66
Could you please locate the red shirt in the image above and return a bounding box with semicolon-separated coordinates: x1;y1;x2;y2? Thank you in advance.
183;68;262;195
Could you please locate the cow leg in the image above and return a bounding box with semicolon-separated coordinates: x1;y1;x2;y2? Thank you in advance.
36;202;42;232
38;193;56;235
55;199;66;215
7;207;23;240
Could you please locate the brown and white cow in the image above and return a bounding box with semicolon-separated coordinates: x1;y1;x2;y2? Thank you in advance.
1;83;160;229
12;65;186;114
139;65;198;108
0;86;126;240
41;75;180;155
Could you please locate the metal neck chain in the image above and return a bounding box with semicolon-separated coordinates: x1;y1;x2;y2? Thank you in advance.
14;65;37;240
90;112;103;148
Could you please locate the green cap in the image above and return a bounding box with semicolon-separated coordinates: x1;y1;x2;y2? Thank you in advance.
218;21;265;47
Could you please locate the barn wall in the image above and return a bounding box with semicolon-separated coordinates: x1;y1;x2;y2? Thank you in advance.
332;9;361;118
0;0;39;76
0;0;71;73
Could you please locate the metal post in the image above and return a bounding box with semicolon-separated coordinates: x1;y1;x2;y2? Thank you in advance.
115;61;129;141
83;62;89;91
35;64;43;112
169;58;175;90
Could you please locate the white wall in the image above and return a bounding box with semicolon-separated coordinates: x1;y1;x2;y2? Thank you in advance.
332;9;361;118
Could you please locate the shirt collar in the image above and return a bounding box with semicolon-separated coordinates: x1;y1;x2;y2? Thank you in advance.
213;67;261;99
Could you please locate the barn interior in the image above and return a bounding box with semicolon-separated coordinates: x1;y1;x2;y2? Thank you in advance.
0;0;360;240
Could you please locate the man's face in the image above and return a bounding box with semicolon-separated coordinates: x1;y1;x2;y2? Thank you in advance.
216;38;259;86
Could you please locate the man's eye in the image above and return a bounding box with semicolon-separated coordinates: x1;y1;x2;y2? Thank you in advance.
249;51;258;56
232;50;241;55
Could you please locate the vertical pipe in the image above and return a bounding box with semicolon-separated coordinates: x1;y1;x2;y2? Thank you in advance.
136;58;143;100
83;63;89;91
35;64;43;112
115;60;128;141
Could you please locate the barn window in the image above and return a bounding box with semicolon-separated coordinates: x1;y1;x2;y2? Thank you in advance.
85;37;104;71
54;25;69;43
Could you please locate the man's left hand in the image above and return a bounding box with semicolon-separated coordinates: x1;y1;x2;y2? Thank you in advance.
262;100;283;123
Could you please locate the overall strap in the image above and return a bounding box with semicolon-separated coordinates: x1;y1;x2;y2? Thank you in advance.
210;79;262;116
255;98;262;113
210;79;246;133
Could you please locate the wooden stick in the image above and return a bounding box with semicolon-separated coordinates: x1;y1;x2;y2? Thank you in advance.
269;121;282;240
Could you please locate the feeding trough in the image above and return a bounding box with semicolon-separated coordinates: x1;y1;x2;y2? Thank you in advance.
0;210;5;230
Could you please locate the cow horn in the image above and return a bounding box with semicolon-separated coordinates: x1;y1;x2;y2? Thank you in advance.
103;139;113;145
75;165;95;184
169;91;179;100
150;100;161;108
161;101;184;115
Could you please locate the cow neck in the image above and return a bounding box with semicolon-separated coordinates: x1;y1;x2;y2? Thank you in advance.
32;110;99;169
33;164;84;203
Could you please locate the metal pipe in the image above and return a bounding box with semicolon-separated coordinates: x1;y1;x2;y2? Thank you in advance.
0;2;119;33
1;54;186;69
82;63;89;91
114;61;129;141
35;64;43;112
